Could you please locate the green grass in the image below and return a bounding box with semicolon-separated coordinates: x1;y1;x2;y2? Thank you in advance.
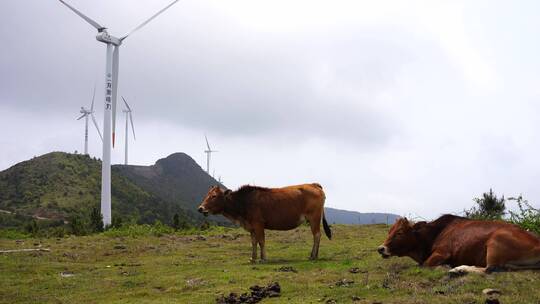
1;224;539;303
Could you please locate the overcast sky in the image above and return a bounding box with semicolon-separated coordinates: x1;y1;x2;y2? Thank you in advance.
2;0;540;219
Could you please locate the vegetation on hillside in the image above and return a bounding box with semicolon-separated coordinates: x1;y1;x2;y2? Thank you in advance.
114;152;228;225
0;152;192;230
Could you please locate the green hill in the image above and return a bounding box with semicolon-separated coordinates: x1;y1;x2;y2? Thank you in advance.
0;152;193;228
0;151;398;231
113;153;228;225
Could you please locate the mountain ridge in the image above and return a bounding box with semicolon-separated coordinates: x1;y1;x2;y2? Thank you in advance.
0;151;400;229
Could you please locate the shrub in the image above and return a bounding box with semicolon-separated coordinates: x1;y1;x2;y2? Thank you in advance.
508;195;540;235
172;213;191;231
89;207;104;233
0;229;30;239
25;220;39;235
111;216;124;229
465;189;506;220
199;221;210;231
172;213;180;231
69;215;87;236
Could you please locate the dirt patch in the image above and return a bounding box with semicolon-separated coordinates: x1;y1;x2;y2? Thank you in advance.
216;282;281;303
349;267;367;274
276;266;297;273
335;278;354;287
216;234;242;241
185;278;206;289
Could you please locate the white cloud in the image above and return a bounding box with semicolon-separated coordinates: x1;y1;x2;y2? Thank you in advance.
1;0;540;218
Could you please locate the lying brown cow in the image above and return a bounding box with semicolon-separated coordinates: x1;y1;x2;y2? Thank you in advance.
378;214;540;274
198;183;332;262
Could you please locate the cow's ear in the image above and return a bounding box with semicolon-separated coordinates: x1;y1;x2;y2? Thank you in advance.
224;189;232;196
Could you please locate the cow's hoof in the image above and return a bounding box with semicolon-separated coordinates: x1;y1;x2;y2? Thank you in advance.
449;265;486;276
448;266;471;276
448;269;466;277
259;259;267;264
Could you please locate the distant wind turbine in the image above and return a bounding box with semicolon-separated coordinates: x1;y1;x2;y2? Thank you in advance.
121;97;136;165
204;135;218;174
58;0;180;226
76;86;103;155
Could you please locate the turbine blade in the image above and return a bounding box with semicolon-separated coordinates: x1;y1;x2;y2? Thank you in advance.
121;96;131;111
91;113;103;141
120;0;180;41
129;112;136;140
58;0;104;31
76;113;86;120
90;84;96;111
205;135;212;150
112;46;120;147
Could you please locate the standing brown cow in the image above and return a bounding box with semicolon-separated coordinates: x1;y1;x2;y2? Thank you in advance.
198;183;332;262
377;214;540;274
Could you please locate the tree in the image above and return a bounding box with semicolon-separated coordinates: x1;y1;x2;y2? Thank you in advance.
111;216;123;228
466;188;506;220
89;207;104;233
172;213;180;231
69;215;87;235
25;219;39;235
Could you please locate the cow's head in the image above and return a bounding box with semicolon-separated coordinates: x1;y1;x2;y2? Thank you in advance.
377;218;425;260
198;186;231;216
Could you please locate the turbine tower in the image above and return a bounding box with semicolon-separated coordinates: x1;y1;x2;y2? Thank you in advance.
121;97;136;165
58;0;180;226
76;86;103;154
204;135;218;174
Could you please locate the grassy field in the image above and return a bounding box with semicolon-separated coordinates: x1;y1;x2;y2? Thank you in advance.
1;224;540;303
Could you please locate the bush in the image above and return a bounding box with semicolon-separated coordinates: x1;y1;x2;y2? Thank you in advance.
0;229;30;239
172;213;191;231
508;195;540;235
465;189;506;220
89;207;104;233
69;215;87;236
111;216;124;229
25;220;39;235
199;221;210;230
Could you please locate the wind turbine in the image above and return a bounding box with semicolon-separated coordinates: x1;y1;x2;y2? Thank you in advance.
121;97;136;165
58;0;180;226
77;86;103;155
204;135;218;174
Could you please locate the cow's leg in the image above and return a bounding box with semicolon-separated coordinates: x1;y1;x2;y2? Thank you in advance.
308;212;322;260
250;231;257;263
254;226;266;262
449;265;486;275
485;231;540;272
423;252;449;267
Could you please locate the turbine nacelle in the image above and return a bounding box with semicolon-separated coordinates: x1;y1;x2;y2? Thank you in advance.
96;31;122;46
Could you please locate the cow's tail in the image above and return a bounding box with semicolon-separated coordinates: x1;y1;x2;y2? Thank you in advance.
322;209;332;240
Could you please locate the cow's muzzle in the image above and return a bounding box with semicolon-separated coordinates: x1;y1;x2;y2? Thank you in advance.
198;207;209;217
377;245;390;259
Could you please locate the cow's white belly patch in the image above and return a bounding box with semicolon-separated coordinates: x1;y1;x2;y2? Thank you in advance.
297;215;306;226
